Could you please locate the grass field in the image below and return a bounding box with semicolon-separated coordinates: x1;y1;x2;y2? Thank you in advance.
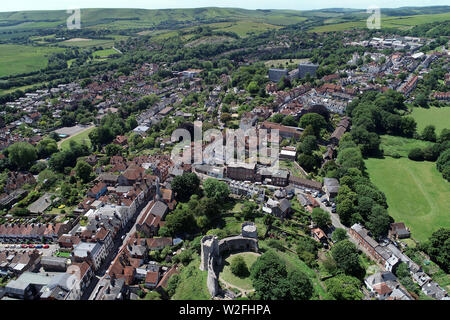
0;44;63;77
207;21;282;37
310;12;450;32
365;157;450;242
220;252;259;290
409;106;450;134
171;255;210;300
380;135;435;158
93;48;119;58
59;126;94;151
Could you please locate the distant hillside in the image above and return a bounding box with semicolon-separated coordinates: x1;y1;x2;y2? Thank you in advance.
0;6;448;31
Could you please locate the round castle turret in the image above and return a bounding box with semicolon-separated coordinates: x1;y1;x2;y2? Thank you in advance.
242;222;258;239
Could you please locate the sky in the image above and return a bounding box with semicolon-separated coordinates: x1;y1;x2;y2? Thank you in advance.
0;0;449;12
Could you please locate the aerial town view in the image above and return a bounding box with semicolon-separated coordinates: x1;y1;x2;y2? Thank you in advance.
0;0;449;312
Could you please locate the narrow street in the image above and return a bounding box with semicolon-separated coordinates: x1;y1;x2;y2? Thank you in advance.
84;199;152;300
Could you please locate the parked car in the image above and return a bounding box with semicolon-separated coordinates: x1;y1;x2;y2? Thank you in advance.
43;245;49;249
28;244;35;248
21;244;28;248
35;245;43;249
331;207;336;213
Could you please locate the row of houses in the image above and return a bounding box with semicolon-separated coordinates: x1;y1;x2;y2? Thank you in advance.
350;223;448;300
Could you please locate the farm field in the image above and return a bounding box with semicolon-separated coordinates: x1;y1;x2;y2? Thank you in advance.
380;135;435;158
0;44;64;77
409;106;450;133
365;157;450;243
310;12;450;32
207;21;282;37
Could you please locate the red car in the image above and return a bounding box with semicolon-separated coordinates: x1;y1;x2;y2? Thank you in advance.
28;244;35;248
21;244;28;248
43;245;49;249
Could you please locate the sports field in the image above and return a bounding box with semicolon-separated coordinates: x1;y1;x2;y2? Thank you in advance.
365;157;450;242
409;106;450;133
59;126;95;151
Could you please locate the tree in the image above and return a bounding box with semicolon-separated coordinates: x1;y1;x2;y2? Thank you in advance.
437;149;450;172
408;148;424;161
282;115;297;127
331;240;364;278
202;178;230;203
325;275;363;300
8;142;37;170
299;135;318;155
366;205;392;239
311;208;331;230
250;251;289;300
438;128;450;143
36;138;58;159
422;125;437;142
75;160;92;183
299;113;327;136
240;201;259;221
286;270;313;300
164;207;198;236
422;228;450;272
332;228;348;243
271;113;284;124
171;173;200;202
415;93;428;108
105;143;122;156
230;256;249;277
247;81;259;96
297;154;317;172
300;125;316;141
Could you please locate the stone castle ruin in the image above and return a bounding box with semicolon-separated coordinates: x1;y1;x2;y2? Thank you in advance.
200;222;258;297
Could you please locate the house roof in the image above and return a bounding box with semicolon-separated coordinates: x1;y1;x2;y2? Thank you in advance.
145;271;159;284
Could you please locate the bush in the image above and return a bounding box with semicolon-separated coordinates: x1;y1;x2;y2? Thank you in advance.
408;148;424;161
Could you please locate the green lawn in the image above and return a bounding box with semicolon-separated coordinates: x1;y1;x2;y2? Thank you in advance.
409;106;450;133
380;135;435;158
172;255;210;300
220;252;259;290
93;48;118;58
365;157;450;242
0;44;63;77
59;127;94;151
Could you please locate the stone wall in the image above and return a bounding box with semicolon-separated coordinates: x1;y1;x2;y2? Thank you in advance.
200;222;258;298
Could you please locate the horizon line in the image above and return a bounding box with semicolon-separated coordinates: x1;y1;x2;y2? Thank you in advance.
0;5;449;14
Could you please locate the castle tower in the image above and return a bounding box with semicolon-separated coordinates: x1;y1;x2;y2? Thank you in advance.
200;235;219;271
242;222;258;239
